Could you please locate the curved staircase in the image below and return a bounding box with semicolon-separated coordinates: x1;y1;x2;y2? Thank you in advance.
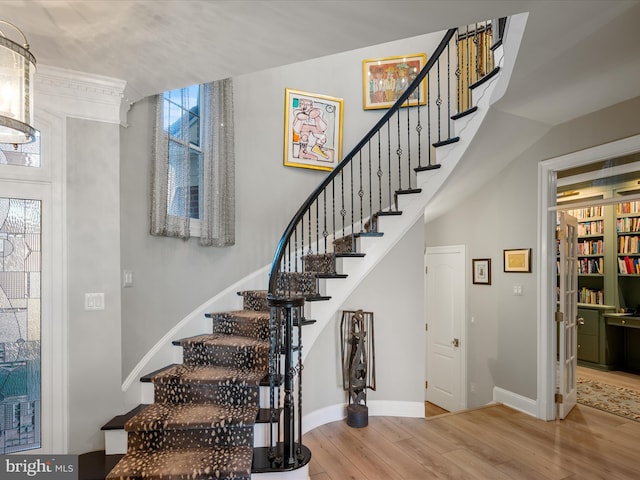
101;16;519;480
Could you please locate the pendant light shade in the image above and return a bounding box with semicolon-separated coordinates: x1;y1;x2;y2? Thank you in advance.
0;20;36;144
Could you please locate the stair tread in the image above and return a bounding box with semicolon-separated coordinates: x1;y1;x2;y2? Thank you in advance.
101;404;150;430
125;403;259;432
107;446;252;480
180;334;270;350
152;364;265;385
206;310;270;320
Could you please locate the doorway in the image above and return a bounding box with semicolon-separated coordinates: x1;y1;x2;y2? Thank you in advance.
425;245;467;413
538;134;640;420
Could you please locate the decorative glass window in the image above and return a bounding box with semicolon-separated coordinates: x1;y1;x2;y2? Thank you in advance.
0;197;41;453
0;131;41;167
163;85;203;222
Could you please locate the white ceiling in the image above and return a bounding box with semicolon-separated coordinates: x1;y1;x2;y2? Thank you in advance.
2;0;639;127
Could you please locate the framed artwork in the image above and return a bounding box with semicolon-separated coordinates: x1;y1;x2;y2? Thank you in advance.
283;88;343;171
472;258;491;285
504;248;532;273
362;53;427;110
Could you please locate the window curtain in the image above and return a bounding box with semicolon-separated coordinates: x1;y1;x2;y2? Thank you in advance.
150;78;235;246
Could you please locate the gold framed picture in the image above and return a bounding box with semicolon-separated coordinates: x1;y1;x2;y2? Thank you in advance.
283;88;344;171
362;53;427;110
504;248;532;273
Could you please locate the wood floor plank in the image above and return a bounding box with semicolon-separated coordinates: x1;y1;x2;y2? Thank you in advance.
302;404;640;480
441;449;513;480
303;428;368;480
338;417;444;479
318;421;399;480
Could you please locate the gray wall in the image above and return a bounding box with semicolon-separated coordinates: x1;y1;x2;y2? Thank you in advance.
67;118;123;453
425;95;640;408
303;218;426;412
119;31;444;379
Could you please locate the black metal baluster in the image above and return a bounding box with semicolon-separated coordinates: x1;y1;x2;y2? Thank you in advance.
447;40;452;139
340;169;346;244
396;110;402;193
466;25;471;110
475;23;480;83
377;131;382;216
416;83;423;169
387;120;392;211
332;178;336;250
436;57;442;143
308;206;312;258
322;189;328;253
358;151;364;232
350;151;355;251
368;142;373;227
406;97;412;189
268;306;276;459
296;305;304;461
427;72;432;166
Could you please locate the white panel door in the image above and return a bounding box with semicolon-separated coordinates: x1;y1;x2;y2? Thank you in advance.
557;212;578;419
426;245;466;412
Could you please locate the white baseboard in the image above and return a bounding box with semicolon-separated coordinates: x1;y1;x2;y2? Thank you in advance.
493;386;537;417
302;400;424;434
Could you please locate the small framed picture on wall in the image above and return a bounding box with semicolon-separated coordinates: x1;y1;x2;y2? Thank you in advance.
504;248;532;273
472;258;491;285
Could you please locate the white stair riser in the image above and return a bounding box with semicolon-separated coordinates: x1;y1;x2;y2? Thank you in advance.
253;465;309;480
104;429;128;455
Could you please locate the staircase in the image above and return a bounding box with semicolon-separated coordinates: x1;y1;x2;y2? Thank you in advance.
102;17;514;480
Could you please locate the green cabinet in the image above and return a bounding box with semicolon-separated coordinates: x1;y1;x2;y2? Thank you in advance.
577;305;620;370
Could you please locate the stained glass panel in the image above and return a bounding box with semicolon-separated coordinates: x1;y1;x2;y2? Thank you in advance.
0;197;41;453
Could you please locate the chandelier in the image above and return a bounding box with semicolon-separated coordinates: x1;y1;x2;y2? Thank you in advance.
0;20;36;144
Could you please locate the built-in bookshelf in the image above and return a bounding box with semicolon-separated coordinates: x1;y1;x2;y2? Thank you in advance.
617;200;640;276
568;205;606;305
568;206;606;305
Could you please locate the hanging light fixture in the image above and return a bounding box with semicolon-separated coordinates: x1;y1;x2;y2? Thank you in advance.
0;20;36;144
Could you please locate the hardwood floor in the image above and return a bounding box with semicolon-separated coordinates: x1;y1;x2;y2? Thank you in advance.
577;365;640;390
304;403;640;479
425;401;449;417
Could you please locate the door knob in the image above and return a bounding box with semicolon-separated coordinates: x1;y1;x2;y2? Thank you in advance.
577;318;585;326
452;338;460;347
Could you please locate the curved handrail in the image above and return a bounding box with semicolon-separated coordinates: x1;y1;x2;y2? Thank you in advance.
268;27;458;296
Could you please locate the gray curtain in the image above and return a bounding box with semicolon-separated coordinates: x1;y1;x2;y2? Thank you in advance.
150;78;235;246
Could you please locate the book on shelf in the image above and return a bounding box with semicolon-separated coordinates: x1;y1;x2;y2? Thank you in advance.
618;256;640;274
569;206;604;218
617;216;640;233
616;201;640;215
619;235;640;254
578;257;603;274
578;286;604;305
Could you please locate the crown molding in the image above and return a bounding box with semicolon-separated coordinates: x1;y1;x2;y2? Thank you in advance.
35;64;130;125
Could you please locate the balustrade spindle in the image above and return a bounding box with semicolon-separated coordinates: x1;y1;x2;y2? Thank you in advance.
447;41;452;138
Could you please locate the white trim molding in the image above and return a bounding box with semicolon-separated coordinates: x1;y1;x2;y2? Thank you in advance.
493;387;537;417
302;400;424;435
35;64;128;125
537;133;640;421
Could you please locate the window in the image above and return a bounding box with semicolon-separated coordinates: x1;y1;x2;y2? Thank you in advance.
163;85;203;224
151;78;235;246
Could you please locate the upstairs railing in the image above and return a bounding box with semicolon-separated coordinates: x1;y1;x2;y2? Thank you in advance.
263;18;504;472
